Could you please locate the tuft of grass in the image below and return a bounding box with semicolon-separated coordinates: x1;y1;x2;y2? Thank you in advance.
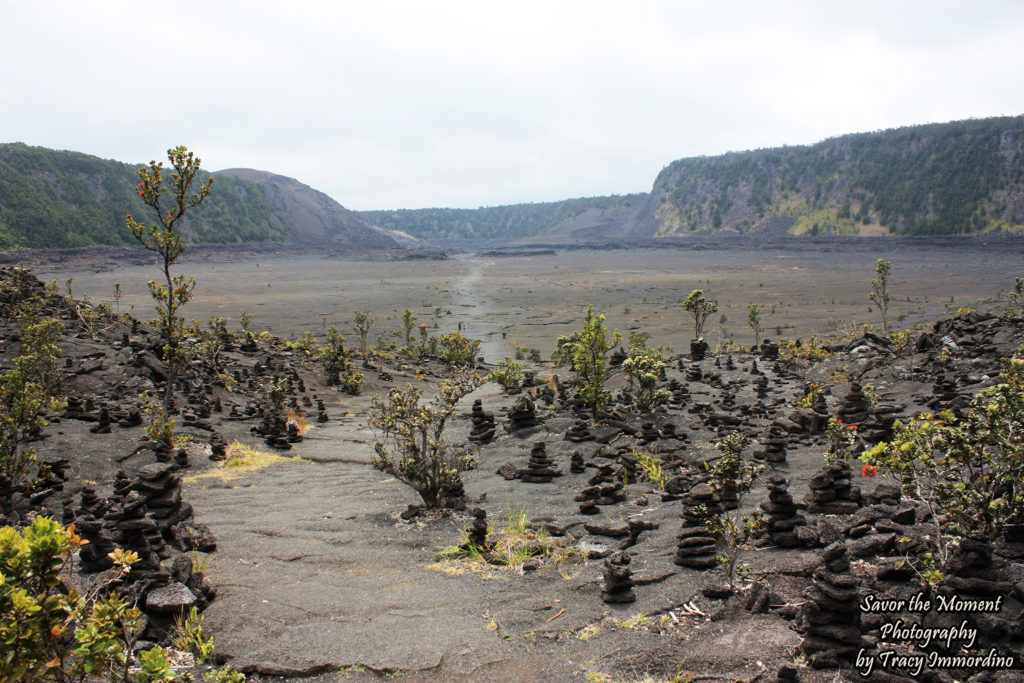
612;613;653;630
572;623;602;641
184;440;307;482
427;507;584;577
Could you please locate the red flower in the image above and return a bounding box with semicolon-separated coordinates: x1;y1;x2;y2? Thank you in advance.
836;418;843;424
846;425;858;431
862;464;877;478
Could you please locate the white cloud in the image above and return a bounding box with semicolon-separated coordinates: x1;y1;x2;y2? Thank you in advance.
3;0;1023;210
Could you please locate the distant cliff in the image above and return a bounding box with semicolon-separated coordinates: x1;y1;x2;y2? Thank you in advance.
363;115;1024;243
0;144;399;251
628;115;1024;239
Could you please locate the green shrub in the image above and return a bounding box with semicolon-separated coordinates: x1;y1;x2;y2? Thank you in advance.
487;357;524;392
436;331;480;366
622;344;670;414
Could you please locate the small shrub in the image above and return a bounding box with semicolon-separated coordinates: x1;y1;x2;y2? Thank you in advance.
369;374;481;508
173;605;215;665
320;326;347;386
635;451;666;489
436;331;480;366
488;357;524;392
682;289;718;339
622;344;671;414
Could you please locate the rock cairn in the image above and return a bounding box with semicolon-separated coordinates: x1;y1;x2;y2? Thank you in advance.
570;451;586;474
806;462;861;515
519;442;561;483
759;339;779;360
639;422;660;444
462;508;489;550
674;483;722;569
836;383;870;425
564;418;593;442
575;463;625;514
468;399;496;444
667;379;689;406
601;552;636;603
505;395;541;432
798;542;865;668
690;338;708;361
684;364;702;382
759;475;805;547
315;397;329;423
753;422;788;463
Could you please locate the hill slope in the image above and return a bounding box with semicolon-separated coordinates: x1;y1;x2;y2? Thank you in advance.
634;115;1024;239
362;115;1024;243
0;144;399;251
356;194;646;241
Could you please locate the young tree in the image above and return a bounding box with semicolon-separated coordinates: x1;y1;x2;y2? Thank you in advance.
354;310;374;365
683;289;718;339
126;146;213;409
402;309;416;350
320;326;347;386
553;305;620;421
869;258;892;336
705;431;764;592
746;303;764;348
369;374;481;508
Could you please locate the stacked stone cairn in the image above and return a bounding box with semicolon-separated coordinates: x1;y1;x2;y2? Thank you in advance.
674;483;723;569
753;422;788;463
468;399;497;444
570;451;586;474
601;552;636;604
564;418;593;442
806;462;861;515
519;442;562;483
724;354;736;370
575;463;626;514
639;422;660;444
316;397;329;423
667;378;689;406
759;475;805;547
759;339;779;360
72;486;116;572
690;338;708;361
461;508;490;551
684;364;702;382
505;394;541;432
797;542;865;668
836;383;870;425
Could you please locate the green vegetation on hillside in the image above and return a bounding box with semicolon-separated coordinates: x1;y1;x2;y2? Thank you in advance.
357;194;646;241
654;115;1024;237
0;143;286;249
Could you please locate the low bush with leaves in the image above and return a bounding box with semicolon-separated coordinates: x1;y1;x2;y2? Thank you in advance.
436;330;480;366
369;374;481;508
622;343;670;414
860;359;1024;580
487;356;524;392
778;335;831;364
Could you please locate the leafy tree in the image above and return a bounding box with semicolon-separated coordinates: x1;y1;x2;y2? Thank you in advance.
402;309;416;350
869;258;892;336
368;374;481;508
553;305;620;420
320;326;347;386
704;431;764;592
746;303;764;348
125;146;213;409
682;289;718;339
354;311;374;365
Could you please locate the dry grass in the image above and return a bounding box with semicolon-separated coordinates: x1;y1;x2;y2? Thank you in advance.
286;409;311;436
183;440;307;482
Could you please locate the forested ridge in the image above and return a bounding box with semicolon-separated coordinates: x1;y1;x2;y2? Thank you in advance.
0;143;286;249
648;115;1024;237
356;194;646;241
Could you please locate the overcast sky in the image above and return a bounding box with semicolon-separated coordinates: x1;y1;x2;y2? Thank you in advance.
4;1;1024;211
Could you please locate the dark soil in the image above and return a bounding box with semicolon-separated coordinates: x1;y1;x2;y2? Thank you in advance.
4;251;1024;682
